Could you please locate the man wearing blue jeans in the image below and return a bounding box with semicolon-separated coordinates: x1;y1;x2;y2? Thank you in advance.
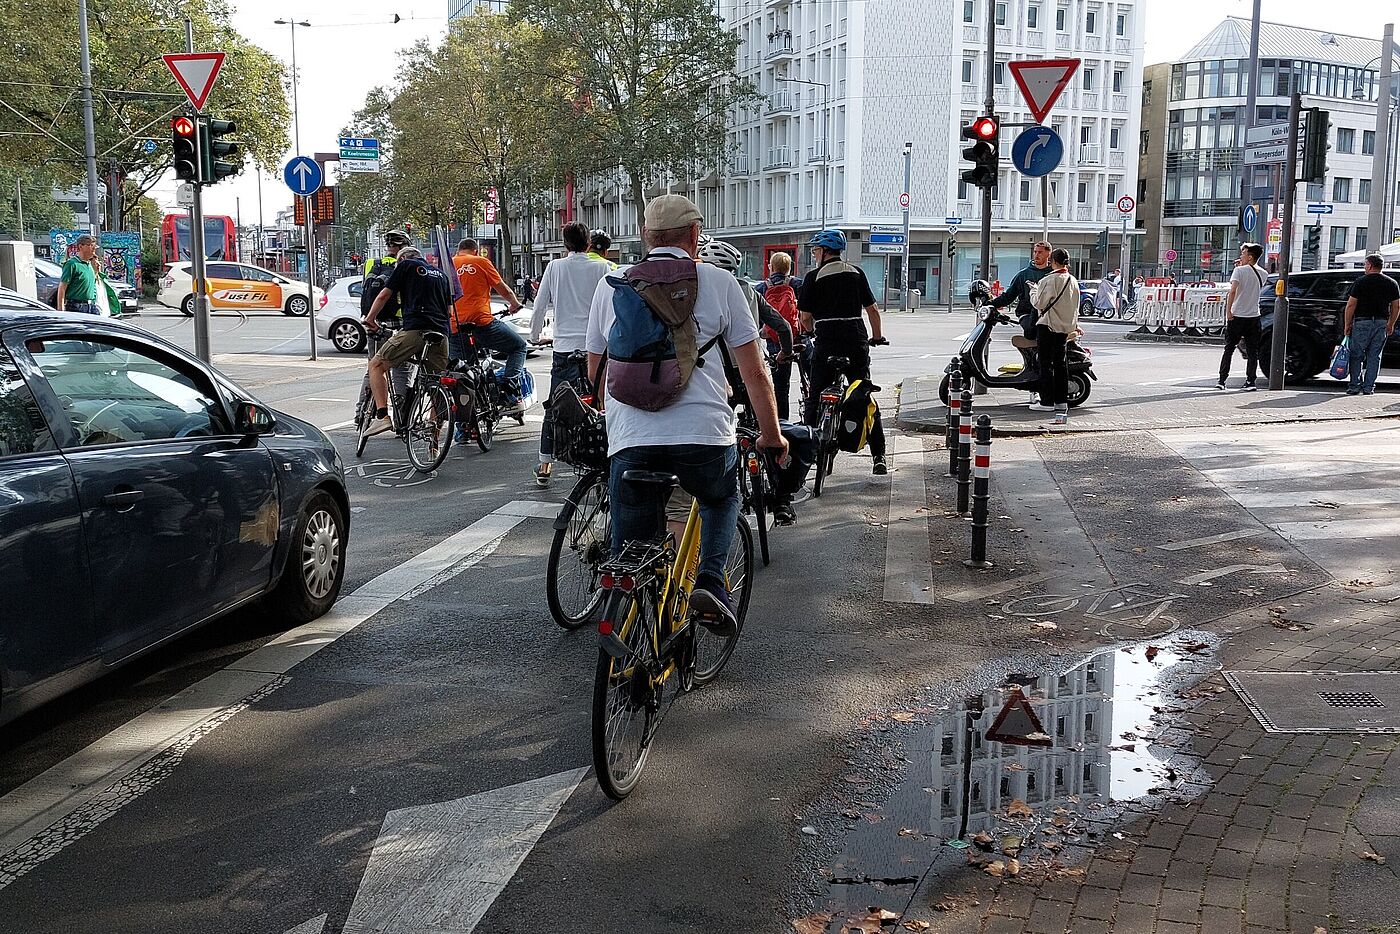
586;195;786;633
1342;254;1400;395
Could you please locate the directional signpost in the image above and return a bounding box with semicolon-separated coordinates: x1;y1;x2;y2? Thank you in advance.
285;156;324;360
1116;195;1136;294
1307;203;1334;215
868;224;906;255
339;136;381;174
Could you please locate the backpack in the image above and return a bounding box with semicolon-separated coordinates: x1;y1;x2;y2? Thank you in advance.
361;258;398;318
836;379;879;453
764;278;799;331
605;256;720;412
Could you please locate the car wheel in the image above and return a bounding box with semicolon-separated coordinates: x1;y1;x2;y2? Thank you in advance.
330;319;367;353
1079;298;1094;316
284;294;311;316
180;294;196;317
1259;330;1321;383
270;490;346;623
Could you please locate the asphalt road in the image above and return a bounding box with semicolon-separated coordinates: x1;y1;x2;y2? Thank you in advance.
2;309;1389;934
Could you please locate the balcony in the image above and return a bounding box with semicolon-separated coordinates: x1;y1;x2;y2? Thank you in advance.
1079;144;1102;164
963;25;980;43
1115;37;1130;53
1076;205;1097;221
995;27;1011;46
1055;34;1071;51
1083;35;1102;52
1112;93;1129;113
1026;31;1044;49
961;86;980;104
1109;151;1125;168
1018;204;1039;220
994;86;1016;106
766;92;796;115
764;147;794;170
808;142;828;162
765;32;796;62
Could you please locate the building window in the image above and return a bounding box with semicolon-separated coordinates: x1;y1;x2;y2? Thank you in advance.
1083;68;1095;90
1363;130;1376;155
1337;127;1355;153
1306;181;1325;201
1359;178;1372;204
1027;4;1039;28
1077;181;1089;203
962;59;975;83
1110;127;1121;149
963;0;974;23
1107;182;1117;203
1116;12;1127;35
958;180;970;200
1334;177;1352;202
1330;227;1348;252
994;61;1006;85
1085;10;1097;33
1357;227;1369;250
1020;179;1032;201
995;2;1007;25
1056;6;1066;31
1080;124;1092;145
1113;70;1123;93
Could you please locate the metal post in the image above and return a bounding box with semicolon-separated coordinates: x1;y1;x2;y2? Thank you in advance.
1040;175;1049;242
964;414;994;568
1368;25;1394;251
956;388;974;515
979;0;996;284
304;196;318;360
1120;212;1130;311
946;240;955;315
186;19;211;363
1269;91;1302;391
946;363;963;477
15;177;23;240
1238;0;1262;244
256;168;264;267
76;0;100;235
901;142;912;313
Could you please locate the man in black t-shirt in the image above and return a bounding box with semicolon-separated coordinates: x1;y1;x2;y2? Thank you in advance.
363;247;453;435
797;228;889;474
1343;254;1400;395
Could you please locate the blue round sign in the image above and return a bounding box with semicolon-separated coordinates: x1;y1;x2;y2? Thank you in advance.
1010;126;1064;178
283;156;323;196
1241;203;1259;234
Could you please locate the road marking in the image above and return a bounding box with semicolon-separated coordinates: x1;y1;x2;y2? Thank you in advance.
1156;529;1265;551
1197;460;1382;485
320;419;355;431
1227;486;1400;509
944;571;1054;603
494;499;563;519
1177;563;1287;586
883;434;934;604
0;503;546;887
1273;516;1400;541
284;915;328;934
305;397;349;403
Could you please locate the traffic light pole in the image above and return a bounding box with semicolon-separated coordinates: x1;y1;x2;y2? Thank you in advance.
304;196;318;361
974;0;996;395
1268;90;1302;391
185;19;211;364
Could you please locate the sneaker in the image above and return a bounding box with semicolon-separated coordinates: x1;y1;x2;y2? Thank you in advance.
872;455;889;475
1029;403;1056;412
774;503;797;526
1028;393;1040;405
690;573;738;637
454;427;469;445
1241;382;1258;392
534;464;552;487
1347;388;1361;396
1362;389;1376;395
1215;382;1227;391
365;416;394;437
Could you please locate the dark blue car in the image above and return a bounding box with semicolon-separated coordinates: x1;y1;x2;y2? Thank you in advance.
0;301;349;725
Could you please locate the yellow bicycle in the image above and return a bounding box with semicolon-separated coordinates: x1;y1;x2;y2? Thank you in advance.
591;469;754;800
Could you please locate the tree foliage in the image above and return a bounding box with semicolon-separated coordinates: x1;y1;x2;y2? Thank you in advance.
0;169;75;239
0;0;290;203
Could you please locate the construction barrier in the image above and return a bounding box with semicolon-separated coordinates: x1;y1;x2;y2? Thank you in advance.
1132;285;1230;335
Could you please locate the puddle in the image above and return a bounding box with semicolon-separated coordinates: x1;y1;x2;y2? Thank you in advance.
800;635;1219;928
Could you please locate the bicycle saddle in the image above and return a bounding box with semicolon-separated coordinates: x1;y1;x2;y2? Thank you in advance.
422;332;446;345
622;470;680;492
826;355;850;368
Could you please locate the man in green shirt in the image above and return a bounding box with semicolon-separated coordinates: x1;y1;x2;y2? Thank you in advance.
57;234;99;313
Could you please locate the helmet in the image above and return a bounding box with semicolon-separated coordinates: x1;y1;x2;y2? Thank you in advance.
968;279;992;306
384;230;411;247
697;239;743;274
806;228;847;252
696;232;714;248
589;228;612;252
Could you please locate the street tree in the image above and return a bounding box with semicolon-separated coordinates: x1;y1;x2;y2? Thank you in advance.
0;169;75;240
512;0;758;233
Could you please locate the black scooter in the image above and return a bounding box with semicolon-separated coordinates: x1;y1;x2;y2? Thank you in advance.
938;282;1096;406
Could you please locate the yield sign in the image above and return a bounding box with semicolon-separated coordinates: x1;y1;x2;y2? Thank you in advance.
1008;58;1081;124
162;52;226;110
984;686;1053;747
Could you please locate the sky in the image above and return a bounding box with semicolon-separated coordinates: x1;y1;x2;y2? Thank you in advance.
171;0;1400;226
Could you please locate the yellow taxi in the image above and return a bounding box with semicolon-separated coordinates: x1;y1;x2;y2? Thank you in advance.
157;261;325;317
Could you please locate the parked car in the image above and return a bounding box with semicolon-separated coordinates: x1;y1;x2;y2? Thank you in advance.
157;261;324;317
0;287;51;311
33;257;139;315
1078;279;1100;316
315;276;551;355
1258;268;1400;382
0;299;349;726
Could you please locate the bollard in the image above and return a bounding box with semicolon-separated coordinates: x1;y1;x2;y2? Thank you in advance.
945;363;963;477
956;388;974;514
964;414;994;568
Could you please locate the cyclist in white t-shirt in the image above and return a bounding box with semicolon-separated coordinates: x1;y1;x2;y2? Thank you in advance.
1217;242;1267;391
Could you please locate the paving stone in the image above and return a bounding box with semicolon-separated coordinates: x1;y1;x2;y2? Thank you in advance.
1072;887;1117;921
1119;872;1164;907
990;884;1034;920
983;915;1028;934
1130;847;1174;877
1200;904;1246;933
1202;874;1246;908
1025;898;1073;934
1155;920;1199;934
1234;804;1274;829
1157;885;1203;923
1112;900;1157;933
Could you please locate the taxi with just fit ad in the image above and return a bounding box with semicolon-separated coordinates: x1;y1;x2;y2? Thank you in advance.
157;261;325;317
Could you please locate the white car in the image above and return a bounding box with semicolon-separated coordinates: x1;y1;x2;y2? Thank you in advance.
315;277;552;355
157;261;325;317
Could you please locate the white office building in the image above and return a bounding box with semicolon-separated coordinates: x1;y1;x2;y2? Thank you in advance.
518;0;1146;304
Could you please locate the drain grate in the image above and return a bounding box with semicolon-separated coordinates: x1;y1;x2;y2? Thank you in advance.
1223;671;1400;733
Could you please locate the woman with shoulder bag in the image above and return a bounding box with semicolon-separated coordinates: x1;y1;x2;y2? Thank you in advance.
1031;248;1080;425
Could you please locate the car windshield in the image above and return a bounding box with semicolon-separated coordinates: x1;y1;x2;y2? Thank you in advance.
34;258;63;277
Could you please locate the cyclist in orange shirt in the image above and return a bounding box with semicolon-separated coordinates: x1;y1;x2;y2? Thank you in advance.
451;237;527;388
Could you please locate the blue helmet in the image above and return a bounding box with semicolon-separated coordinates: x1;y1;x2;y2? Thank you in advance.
807;228;847;252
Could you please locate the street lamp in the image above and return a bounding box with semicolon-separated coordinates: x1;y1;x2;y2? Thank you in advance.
776;76;830;232
273;19;312;155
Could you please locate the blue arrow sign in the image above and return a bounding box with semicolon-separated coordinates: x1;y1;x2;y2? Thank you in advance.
869;233;906;245
338;136;379;151
1306;203;1334;214
1242;203;1259;233
283;156;323;196
1010;125;1063;178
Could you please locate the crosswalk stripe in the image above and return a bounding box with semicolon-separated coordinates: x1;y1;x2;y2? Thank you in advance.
1273;516;1400;541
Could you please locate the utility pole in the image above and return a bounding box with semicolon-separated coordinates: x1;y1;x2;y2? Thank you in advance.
76;0;101;235
900;142;912;313
979;0;996;284
1269;91;1302;391
1237;0;1262;245
14;178;23;241
1368;24;1394;251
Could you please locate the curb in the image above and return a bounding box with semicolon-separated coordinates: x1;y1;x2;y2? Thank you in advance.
1123;330;1225;345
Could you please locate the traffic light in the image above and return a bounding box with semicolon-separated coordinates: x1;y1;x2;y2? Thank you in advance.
947;238;957;259
1304;225;1321;255
959;115;1000;190
1301;108;1330;184
172;116;200;182
200;118;241;184
1095;227;1109;253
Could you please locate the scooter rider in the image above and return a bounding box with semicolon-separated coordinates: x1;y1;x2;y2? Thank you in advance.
986;240;1052;404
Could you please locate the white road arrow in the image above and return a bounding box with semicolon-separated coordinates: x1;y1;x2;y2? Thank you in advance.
283;767;587;934
1177;563;1288;586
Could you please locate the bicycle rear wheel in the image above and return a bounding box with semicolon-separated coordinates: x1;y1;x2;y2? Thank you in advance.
475;385;496;452
406;384;452;473
750;459;770;566
692;517;753;686
547;472;610;629
592;588;659;800
354;376;373;458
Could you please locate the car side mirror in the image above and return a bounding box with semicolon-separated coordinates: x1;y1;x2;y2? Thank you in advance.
235;401;276;436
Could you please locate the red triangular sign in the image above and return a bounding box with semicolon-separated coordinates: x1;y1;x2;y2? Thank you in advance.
163;53;226;110
984;686;1053;747
1008;58;1081;124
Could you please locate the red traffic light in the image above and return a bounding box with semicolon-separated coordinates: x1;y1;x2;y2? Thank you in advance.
172;117;196;136
972;116;998;139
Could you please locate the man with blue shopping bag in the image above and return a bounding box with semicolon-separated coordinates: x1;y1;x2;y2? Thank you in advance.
1341;254;1400;395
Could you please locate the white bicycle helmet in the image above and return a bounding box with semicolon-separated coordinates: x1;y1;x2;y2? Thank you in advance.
697;239;743;274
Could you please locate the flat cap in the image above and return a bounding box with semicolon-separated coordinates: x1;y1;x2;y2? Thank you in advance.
644;194;703;231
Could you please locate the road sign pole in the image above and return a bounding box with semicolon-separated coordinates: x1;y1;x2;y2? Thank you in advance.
1121;212;1130;280
1269;91;1302;391
901;143;912;313
1041;176;1049;242
304;195;317;361
184;20;213;364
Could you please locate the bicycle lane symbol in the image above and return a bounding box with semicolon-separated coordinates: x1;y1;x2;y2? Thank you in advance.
353;459;439;488
1002;582;1188;640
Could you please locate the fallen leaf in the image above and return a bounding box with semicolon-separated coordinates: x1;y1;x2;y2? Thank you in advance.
1000;834;1023;855
1145;645;1161;661
907;920;935;930
899;827;922;837
984;860;1006;877
1031;621;1058;630
1006;857;1021;876
792;912;832;934
890;711;917;723
1006;798;1034;819
971;831;995;849
1360;850;1387;864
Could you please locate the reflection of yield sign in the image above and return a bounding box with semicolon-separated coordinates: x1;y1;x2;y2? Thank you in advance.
985;686;1053;747
1007;58;1081;123
161;52;226;110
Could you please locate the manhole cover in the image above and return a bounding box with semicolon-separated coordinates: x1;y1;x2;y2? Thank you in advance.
1224;671;1400;733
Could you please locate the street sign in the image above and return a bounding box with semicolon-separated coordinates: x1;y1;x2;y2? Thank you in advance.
1010;125;1063;178
339;160;380;174
1163;248;1178;263
1242;203;1259;234
945;216;962;227
283;156;323;197
1244;123;1289;146
338;136;381;174
1007;58;1081;123
870;224;905;233
867;243;904;255
1307;203;1334;214
1266;218;1283;257
1244;141;1290;166
161;53;226;111
898;191;911;209
175;183;194;208
1117;195;1136;214
869;233;906;245
141;139;158;155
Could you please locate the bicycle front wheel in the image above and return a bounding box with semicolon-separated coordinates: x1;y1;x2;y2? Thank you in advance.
592;588;658;800
406;384;452;473
547;473;611;629
692;517;753;686
750;459;770;566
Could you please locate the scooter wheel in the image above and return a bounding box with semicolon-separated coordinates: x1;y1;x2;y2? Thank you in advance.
938;374;951;405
